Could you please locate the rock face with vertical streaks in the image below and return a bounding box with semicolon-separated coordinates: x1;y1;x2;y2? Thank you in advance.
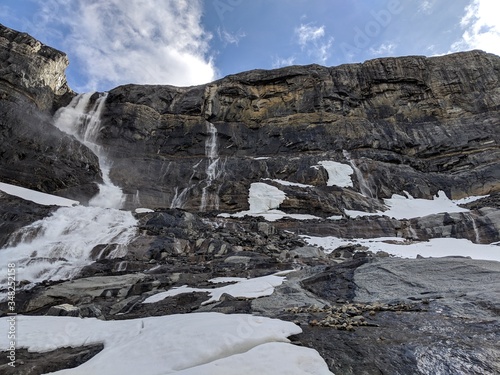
96;50;499;215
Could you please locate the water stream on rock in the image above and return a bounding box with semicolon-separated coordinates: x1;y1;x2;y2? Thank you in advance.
200;122;224;212
54;92;124;209
0;93;138;297
343;150;375;198
170;122;224;211
463;213;481;243
0;206;137;294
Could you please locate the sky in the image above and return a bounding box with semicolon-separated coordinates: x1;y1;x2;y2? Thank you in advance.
1;0;499;92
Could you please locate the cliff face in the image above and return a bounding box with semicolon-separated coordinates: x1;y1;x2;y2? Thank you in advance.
99;50;500;212
0;23;73;111
0;24;100;200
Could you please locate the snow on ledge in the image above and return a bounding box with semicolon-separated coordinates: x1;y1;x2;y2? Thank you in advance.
219;182;321;221
144;272;291;305
312;160;353;188
0;182;79;207
345;190;471;220
302;235;500;262
135;208;154;213
263;178;314;188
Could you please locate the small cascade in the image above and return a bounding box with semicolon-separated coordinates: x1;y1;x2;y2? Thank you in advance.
133;190;141;206
0;206;137;291
54;92;124;209
170;160;202;209
114;261;128;272
463;213;481;243
343;150;375;198
200;122;224;212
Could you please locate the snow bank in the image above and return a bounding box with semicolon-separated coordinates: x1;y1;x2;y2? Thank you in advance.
0;182;79;207
302;235;500;262
0;313;332;375
312;160;353;188
219;182;320;221
144;272;290;305
345;191;470;219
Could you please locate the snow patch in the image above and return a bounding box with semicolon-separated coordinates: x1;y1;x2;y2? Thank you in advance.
345;191;470;219
452;194;490;205
0;314;332;374
135;208;154;213
248;183;286;212
219;182;320;221
0;182;79;207
302;235;500;262
144;272;290;305
312;160;353;188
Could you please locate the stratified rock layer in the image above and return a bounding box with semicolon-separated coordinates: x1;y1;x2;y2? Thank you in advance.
96;50;500;213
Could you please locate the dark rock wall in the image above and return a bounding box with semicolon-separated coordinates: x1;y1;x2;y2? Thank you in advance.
0;24;101;200
95;50;499;211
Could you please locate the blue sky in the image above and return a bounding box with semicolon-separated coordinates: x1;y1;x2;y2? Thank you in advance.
1;0;499;92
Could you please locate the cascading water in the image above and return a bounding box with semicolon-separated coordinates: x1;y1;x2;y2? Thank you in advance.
170;122;225;211
463;213;481;243
54;92;124;209
0;206;136;294
0;93;138;299
200;122;224;212
343;150;375;198
170;160;203;209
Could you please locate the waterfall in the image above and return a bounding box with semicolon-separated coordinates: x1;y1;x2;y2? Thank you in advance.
343;150;375;198
170;123;225;210
170;160;203;209
54;92;124;209
200;122;224;212
463;213;481;243
0;206;137;293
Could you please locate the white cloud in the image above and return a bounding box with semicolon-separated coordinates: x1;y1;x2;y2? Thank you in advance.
295;24;325;47
294;23;333;65
217;27;246;47
418;0;436;13
272;56;296;69
451;0;500;55
34;0;215;91
369;42;397;56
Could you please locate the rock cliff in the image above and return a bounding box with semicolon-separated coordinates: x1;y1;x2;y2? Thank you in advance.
0;24;101;200
99;50;500;215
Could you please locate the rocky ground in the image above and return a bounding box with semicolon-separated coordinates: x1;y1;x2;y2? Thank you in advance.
1;200;499;374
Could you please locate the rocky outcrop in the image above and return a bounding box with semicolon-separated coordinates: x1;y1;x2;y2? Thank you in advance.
0;192;56;247
0;24;101;200
0;23;73;112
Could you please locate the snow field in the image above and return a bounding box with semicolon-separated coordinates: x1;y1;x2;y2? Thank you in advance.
0;313;333;375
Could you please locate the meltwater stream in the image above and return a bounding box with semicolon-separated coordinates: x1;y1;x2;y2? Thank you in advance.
0;93;137;297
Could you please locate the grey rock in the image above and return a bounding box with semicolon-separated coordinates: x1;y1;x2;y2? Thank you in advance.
290;246;326;259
